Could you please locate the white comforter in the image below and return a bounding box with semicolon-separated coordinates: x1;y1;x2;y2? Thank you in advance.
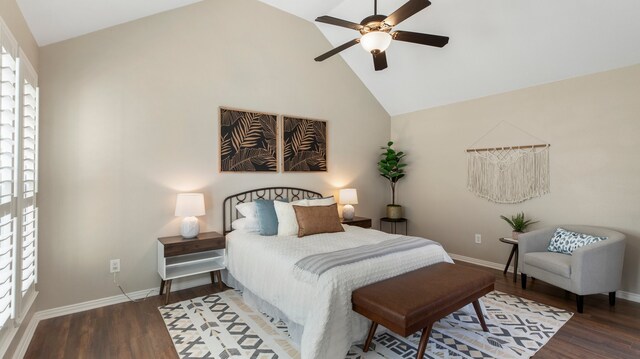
226;225;452;359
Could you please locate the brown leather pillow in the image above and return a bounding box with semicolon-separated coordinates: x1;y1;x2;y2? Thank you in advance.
293;203;345;237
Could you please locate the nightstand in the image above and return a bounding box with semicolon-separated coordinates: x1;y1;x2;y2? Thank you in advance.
157;231;225;304
341;216;372;229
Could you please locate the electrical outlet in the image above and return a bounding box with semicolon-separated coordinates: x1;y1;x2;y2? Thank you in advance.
475;234;482;244
110;259;120;273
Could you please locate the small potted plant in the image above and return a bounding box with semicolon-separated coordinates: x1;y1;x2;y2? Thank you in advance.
500;212;538;239
378;141;406;219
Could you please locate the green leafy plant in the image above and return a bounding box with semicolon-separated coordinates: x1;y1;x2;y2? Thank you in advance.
500;212;538;232
378;141;406;205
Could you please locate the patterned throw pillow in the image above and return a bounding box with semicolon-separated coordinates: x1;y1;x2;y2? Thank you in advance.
547;228;607;255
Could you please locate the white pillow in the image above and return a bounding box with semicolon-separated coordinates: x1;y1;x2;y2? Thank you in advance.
274;199;308;236
236;202;257;219
306;197;336;206
231;217;260;231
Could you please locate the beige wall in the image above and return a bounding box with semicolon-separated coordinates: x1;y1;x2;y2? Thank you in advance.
36;0;390;310
0;0;37;68
392;64;640;295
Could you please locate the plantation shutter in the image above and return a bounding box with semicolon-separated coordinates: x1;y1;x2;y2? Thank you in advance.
18;53;37;298
0;22;18;329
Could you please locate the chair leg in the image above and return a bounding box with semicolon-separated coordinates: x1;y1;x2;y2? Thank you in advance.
609;292;616;306
576;295;584;313
363;321;378;352
521;273;527;289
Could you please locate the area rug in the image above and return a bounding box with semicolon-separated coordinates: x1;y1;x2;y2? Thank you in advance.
159;290;572;359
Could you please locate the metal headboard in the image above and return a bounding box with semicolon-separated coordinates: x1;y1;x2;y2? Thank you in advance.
222;187;323;235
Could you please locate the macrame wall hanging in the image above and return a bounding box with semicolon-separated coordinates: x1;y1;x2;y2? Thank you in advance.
466;122;550;204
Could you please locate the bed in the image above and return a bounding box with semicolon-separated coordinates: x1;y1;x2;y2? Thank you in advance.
221;187;454;359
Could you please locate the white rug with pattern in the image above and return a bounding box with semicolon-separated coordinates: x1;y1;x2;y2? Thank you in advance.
159;290;572;359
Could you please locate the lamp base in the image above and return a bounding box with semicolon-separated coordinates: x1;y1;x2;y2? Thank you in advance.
342;204;355;220
180;216;200;238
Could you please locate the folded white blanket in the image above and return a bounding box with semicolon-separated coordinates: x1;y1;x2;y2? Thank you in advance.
226;226;453;359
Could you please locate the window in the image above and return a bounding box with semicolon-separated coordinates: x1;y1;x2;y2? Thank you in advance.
0;18;39;353
0;20;18;332
18;52;38;300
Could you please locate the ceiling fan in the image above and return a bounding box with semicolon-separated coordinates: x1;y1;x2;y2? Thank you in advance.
314;0;449;71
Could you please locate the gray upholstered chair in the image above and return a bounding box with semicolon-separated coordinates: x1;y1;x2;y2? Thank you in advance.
518;225;626;313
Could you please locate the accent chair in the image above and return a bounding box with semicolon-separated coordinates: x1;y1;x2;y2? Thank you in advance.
518;225;626;313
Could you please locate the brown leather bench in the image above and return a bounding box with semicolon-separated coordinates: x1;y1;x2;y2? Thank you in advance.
352;262;495;359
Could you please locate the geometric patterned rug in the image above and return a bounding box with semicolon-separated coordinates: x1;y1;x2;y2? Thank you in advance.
159;290;572;359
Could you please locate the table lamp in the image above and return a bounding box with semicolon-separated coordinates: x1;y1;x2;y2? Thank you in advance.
175;193;205;238
339;188;358;220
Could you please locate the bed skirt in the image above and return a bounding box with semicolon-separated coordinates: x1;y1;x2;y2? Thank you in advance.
222;270;306;345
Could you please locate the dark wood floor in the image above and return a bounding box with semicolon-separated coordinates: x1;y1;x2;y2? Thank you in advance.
25;263;640;358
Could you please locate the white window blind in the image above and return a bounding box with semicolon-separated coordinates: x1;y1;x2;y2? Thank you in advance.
18;54;37;298
0;21;18;331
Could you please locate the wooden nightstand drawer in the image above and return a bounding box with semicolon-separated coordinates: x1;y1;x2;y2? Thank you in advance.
159;231;225;257
341;216;372;229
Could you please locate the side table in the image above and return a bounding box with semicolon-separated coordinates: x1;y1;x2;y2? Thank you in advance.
499;237;519;283
341;216;372;229
157;231;226;304
380;217;408;235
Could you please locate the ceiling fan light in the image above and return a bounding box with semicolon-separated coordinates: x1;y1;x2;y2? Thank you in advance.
360;31;392;53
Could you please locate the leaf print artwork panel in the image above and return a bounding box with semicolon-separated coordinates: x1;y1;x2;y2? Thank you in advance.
282;116;327;172
220;108;278;172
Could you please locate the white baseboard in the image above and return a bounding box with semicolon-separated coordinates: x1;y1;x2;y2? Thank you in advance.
617;290;640;303
12;275;212;359
449;253;512;273
449;252;640;304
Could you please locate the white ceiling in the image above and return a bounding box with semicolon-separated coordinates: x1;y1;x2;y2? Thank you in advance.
260;0;640;115
16;0;202;46
16;0;640;116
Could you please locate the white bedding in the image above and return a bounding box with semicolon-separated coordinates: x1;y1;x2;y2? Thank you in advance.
226;225;453;359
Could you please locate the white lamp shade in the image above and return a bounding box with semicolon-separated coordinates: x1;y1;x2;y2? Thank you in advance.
339;188;358;205
175;193;206;217
360;31;392;53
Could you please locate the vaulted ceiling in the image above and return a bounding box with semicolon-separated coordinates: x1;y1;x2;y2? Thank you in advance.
17;0;640;115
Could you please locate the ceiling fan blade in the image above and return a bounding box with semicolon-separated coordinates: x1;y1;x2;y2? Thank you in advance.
392;30;449;47
372;51;388;71
384;0;431;27
315;38;360;62
315;16;363;31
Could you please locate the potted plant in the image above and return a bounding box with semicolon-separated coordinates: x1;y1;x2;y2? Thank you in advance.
500;212;538;239
378;141;406;219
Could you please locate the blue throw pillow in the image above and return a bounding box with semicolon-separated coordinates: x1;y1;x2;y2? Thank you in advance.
547;228;607;255
255;198;287;236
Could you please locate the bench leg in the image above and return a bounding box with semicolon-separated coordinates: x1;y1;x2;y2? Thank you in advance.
363;321;378;352
472;300;489;332
416;323;433;359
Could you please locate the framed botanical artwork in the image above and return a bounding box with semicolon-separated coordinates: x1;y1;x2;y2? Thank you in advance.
219;107;278;172
282;116;327;172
